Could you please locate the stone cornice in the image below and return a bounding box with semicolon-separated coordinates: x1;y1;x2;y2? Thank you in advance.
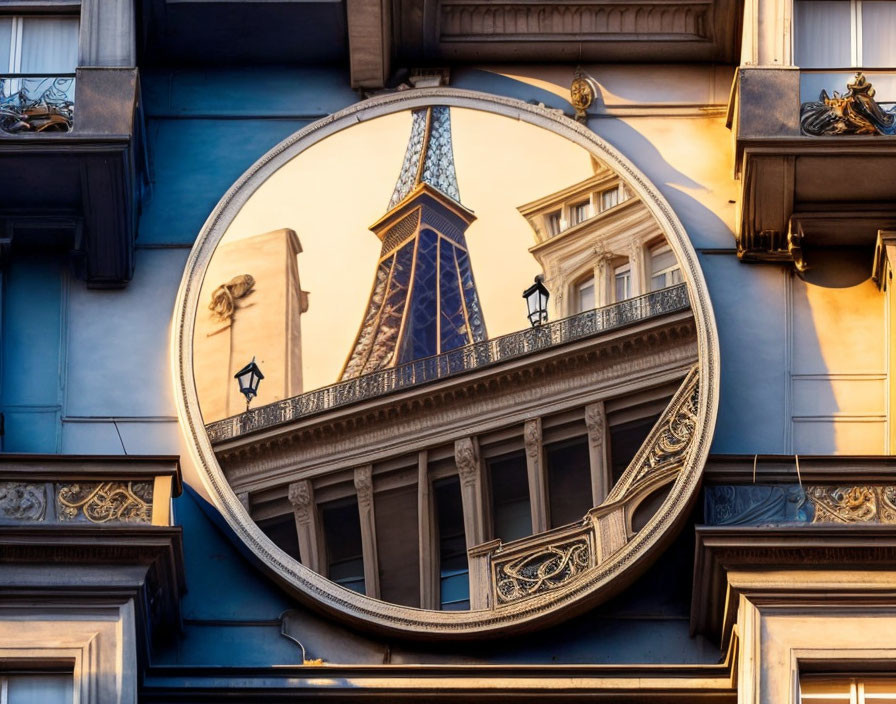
216;313;696;492
691;525;896;646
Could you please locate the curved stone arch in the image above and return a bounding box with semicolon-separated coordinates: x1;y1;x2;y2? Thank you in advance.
171;88;720;639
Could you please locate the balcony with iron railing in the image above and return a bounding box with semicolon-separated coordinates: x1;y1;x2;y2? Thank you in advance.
206;283;691;444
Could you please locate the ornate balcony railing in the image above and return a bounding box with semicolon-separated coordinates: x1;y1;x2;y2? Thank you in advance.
0;75;75;133
206;283;690;443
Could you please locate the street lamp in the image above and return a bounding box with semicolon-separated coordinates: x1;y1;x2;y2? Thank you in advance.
522;275;550;327
234;357;264;411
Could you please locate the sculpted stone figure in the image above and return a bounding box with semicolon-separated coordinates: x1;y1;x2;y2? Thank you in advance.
209;274;255;322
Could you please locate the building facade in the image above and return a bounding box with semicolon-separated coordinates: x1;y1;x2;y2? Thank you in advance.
2;0;896;702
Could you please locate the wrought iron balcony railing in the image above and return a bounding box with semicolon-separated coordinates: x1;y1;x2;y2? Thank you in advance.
206;283;691;443
0;74;75;133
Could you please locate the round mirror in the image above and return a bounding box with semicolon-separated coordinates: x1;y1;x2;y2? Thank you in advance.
173;89;719;638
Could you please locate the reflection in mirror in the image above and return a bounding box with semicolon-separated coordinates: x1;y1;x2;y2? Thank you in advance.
194;104;699;612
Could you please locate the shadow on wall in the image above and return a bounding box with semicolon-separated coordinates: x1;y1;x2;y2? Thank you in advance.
790;247;883;455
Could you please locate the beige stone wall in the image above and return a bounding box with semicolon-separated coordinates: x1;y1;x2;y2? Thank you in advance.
194;228;308;422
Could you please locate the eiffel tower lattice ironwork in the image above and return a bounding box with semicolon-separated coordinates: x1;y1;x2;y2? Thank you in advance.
340;106;488;379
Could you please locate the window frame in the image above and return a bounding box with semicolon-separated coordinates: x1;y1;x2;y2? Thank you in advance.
0;15;79;75
794;0;896;68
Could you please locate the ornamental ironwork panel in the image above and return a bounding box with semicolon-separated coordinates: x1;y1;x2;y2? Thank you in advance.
0;75;74;133
206;283;691;442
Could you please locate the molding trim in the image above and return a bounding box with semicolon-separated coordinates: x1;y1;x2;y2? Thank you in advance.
170;88;720;639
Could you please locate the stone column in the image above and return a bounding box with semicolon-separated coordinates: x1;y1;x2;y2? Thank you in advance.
455;437;487;549
629;240;644;297
288;480;321;573
417;451;437;610
524;418;549;533
585;401;611;505
353;465;380;599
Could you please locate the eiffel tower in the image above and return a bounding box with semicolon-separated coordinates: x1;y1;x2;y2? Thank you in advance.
341;106;488;379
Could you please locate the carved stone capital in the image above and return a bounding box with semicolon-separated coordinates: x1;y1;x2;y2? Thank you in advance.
354;465;374;509
455;437;480;487
288;480;314;522
584;402;605;448
524;419;541;459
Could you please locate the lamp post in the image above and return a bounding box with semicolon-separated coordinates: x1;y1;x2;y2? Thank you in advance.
522;275;550;327
234;357;264;411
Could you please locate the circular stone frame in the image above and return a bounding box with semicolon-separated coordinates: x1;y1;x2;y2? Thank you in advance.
171;88;720;639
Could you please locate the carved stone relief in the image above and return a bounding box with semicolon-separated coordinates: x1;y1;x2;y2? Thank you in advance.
0;482;47;521
705;484;896;526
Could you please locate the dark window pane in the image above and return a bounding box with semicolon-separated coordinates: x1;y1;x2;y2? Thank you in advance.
257;514;301;562
610;415;661;485
488;451;532;542
322;498;365;594
546;436;592;528
375;485;420;607
434;477;469;610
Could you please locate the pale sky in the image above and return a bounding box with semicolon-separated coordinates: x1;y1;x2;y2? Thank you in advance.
217;107;604;392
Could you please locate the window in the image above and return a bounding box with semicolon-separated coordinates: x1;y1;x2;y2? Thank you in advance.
570;200;591;226
801;675;896;703
610;415;660;484
0;671;73;704
600;186;620;212
614;262;631;302
321;498;365;594
545;437;592;528
545;210;563;236
795;0;896;67
488;451;532;542
434;477;469;610
649;243;682;291
0;16;78;102
576;276;595;312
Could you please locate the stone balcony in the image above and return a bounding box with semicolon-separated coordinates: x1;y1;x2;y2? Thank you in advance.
0;67;142;288
732;67;896;272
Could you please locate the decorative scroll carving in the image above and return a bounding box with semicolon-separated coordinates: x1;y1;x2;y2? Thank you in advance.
455;437;480;487
705;484;896;526
209;274;255;323
606;366;699;505
207;283;690;442
0;482;47;521
494;536;592;604
56;481;153;524
801;73;896;136
807;485;896;524
0;77;74;133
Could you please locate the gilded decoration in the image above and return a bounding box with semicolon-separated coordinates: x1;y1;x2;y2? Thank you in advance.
808;485;896;524
495;537;592;603
56;481;153;524
570;68;598;123
800;73;896;136
0;482;47;521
